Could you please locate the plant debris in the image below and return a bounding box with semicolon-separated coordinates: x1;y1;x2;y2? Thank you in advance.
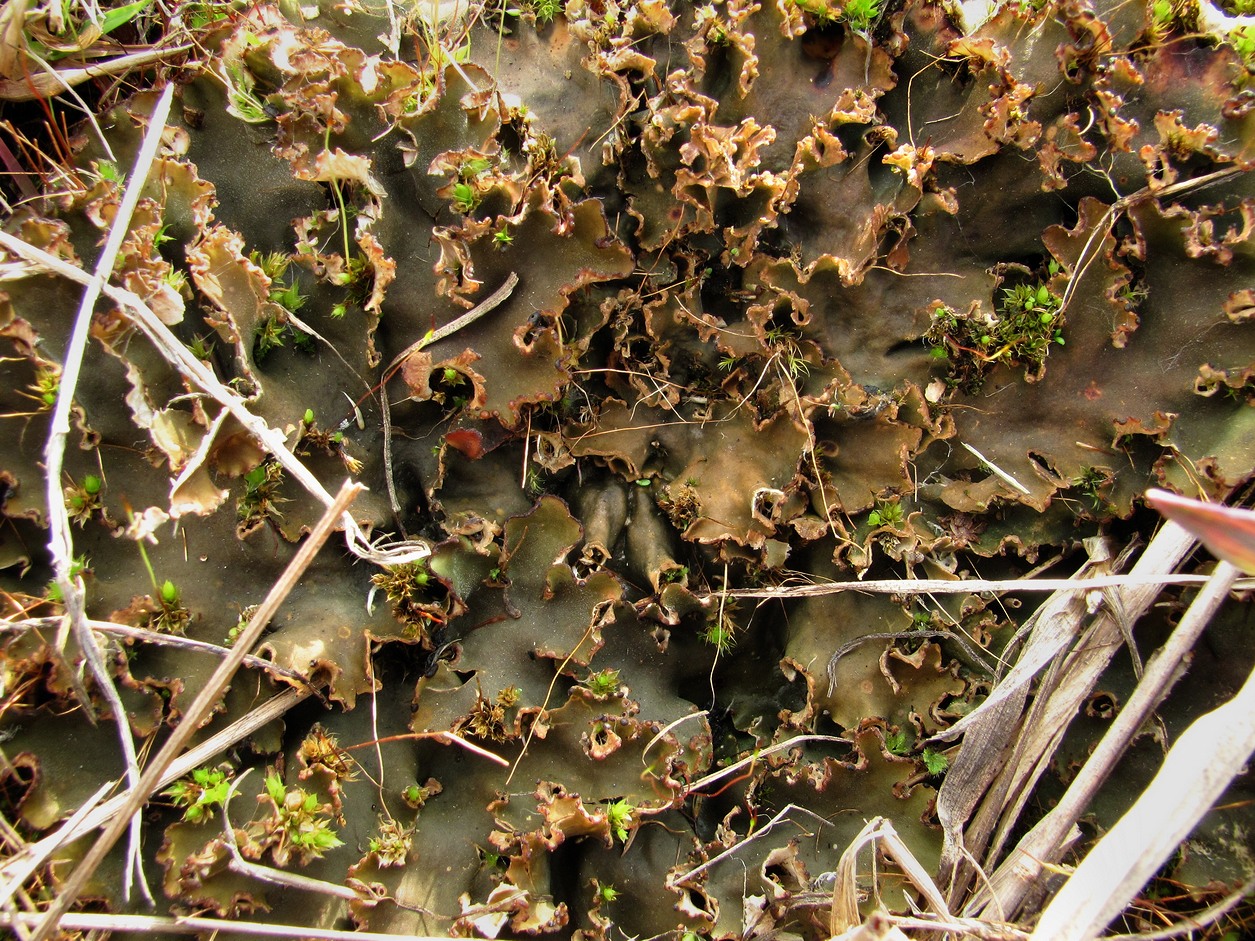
1;1;1254;939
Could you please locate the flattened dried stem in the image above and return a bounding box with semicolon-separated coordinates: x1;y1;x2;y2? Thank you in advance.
980;560;1242;920
703;572;1221;602
1030;561;1255;941
29;481;361;941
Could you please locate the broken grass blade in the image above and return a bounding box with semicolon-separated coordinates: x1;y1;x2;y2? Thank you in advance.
1146;487;1255;575
976;561;1241;921
961;442;1031;495
1030;637;1255;941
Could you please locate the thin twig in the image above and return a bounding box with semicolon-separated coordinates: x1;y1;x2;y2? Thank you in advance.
0;911;457;941
681;734;851;797
41;82;174;905
669;802;835;888
700;571;1222;603
29;481;361;941
1;617;313;687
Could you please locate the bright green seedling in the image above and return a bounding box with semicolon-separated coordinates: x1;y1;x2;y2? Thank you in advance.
867;499;904;528
843;0;882;33
239;460;287;526
605;799;635;843
17;364;61;412
153;578;190;634
263;773;344;862
164;766;234;823
187;334;214;361
401;780;439;809
583;668;621;699
64;474;103;527
451;181;480;214
530;0;563;23
702;617;737;652
926;270;1066;388
884;728;910;756
598;882;619;903
922;747;949;776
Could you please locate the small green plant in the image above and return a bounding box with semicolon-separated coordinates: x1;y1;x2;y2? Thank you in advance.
1072;466;1112;511
401;779;440;809
95;159;124;184
371;560;431;608
493;224;514;248
164;766;234;823
1230;24;1255;76
922;747;949;776
153;578;190;634
925;268;1066;388
701;616;737;652
252;250;290;281
583;668;621;699
24;364;60;411
597;882;619;903
223;62;271;123
187;334;214;361
225;605;258;646
64;474;102;527
262;773;345;863
867;499;904;528
451;181;480;215
151;222;174;252
791;0;879;30
843;0;882;32
660;565;689;584
46;555;91;603
529;0;563;23
605;798;635;843
762;326;811;381
238;460;287;527
884;728;910;756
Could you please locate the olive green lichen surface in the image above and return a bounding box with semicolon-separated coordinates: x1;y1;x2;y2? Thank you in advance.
1;0;1254;937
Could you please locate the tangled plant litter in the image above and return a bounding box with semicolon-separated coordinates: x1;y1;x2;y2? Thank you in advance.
0;1;1254;940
